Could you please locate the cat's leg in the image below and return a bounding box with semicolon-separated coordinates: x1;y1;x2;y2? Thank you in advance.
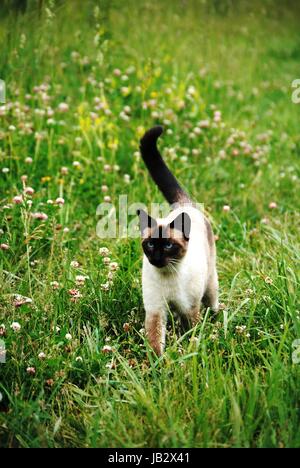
145;310;166;356
184;301;201;327
202;268;219;312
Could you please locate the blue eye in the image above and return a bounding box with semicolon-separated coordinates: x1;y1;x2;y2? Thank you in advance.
164;242;173;250
147;241;154;249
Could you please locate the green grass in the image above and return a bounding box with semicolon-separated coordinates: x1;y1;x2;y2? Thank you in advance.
0;0;300;448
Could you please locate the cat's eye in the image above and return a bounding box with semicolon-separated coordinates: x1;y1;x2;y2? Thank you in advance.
147;241;154;249
164;242;173;250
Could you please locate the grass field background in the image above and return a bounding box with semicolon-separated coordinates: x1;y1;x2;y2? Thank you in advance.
0;0;300;448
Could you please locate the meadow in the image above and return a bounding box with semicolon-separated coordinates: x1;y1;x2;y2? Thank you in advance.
0;0;300;448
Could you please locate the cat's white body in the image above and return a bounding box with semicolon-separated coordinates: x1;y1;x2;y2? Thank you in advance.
142;205;218;352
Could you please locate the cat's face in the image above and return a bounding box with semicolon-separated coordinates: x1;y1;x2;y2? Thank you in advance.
137;210;191;269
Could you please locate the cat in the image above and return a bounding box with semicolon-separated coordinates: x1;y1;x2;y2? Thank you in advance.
137;126;219;356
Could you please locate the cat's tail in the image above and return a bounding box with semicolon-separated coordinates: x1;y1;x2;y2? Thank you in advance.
140;126;190;205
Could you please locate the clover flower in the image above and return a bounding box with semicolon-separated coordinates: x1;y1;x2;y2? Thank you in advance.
68;289;82;300
109;262;119;271
26;367;36;375
13;195;23;204
24;187;34;196
13;295;33;307
31;212;48;220
55;197;65;205
102;345;112;353
61;167;68;175
99;247;110;257
75;275;88;286
11;322;21;332
113;68;121;76
58;102;69;113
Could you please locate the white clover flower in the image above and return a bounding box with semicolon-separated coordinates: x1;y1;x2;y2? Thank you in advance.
13;295;33;307
26;366;36;375
65;333;72;341
11;322;21;332
13;195;23;204
198;120;210;128
235;325;247;335
24;187;34;196
109;262;119;271
31;212;48;220
55;197;65;205
99;247;110;257
75;275;88;286
113;68;121;76
58;102;69;113
107;271;115;281
102;345;112;353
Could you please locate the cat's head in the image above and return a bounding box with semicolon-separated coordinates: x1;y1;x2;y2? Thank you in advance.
137;209;191;269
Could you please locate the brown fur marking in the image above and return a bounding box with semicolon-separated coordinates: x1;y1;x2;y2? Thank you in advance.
145;313;163;356
204;217;214;249
187;305;201;327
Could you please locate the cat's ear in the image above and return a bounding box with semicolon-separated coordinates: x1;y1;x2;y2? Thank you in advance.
169;212;191;240
137;209;157;236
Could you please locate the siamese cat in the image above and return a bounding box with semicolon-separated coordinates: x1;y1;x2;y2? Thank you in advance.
137;126;219;356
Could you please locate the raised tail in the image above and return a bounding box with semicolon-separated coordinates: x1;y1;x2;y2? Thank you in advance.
140;126;190;205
